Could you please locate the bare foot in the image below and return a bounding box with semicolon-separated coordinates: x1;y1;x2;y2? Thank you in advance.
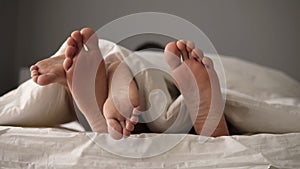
63;28;108;133
103;61;141;140
30;54;66;86
164;40;229;137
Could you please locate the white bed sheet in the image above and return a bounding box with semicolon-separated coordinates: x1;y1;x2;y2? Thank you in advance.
0;123;299;169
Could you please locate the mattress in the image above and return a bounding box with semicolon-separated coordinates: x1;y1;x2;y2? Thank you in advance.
0;122;299;169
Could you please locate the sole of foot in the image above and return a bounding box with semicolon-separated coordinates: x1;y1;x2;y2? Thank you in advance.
164;40;229;137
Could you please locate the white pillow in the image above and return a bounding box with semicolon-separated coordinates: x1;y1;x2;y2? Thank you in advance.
219;55;300;134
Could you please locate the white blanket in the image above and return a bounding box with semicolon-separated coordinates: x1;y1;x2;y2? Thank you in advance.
0;123;299;169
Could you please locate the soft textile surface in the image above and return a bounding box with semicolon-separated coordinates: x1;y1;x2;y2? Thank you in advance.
1;38;299;133
0;80;73;126
0;124;299;169
217;55;300;134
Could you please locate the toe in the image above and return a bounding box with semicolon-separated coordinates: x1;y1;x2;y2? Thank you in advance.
107;119;123;140
132;107;141;116
80;28;99;50
32;75;38;83
202;56;214;68
123;128;131;138
123;120;135;138
30;65;38;71
124;107;141;137
63;58;73;72
186;41;195;53
164;41;182;70
191;48;204;62
130;115;139;124
130;107;141;124
31;69;38;77
177;40;189;60
67;37;77;47
65;46;77;59
71;31;83;48
31;69;39;83
165;42;181;57
126;120;135;131
30;67;39;83
64;45;77;73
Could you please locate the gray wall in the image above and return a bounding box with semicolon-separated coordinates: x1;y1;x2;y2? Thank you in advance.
0;0;18;95
1;0;300;95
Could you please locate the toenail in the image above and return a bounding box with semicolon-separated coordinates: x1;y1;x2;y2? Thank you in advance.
132;108;141;116
30;65;36;71
178;40;186;44
130;116;139;123
186;41;195;50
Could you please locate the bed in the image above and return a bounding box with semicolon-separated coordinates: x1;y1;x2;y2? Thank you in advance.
0;124;299;169
0;40;300;169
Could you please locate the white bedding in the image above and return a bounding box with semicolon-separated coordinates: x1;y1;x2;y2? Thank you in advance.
0;123;299;169
1;39;300;168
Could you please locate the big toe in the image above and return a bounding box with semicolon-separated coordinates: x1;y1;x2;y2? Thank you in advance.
107;119;124;140
80;28;99;50
164;41;182;70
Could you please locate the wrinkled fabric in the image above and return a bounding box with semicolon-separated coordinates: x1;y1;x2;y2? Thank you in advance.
0;124;299;169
